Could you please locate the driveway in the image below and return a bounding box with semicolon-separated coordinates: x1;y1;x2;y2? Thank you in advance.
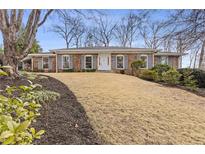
47;72;205;144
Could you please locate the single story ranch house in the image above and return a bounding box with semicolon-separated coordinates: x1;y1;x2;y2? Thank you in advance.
22;47;183;74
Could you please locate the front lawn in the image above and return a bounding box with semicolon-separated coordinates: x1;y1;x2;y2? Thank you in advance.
48;73;205;144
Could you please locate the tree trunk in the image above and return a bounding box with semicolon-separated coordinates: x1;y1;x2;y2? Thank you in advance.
199;40;205;69
193;49;199;68
3;39;20;78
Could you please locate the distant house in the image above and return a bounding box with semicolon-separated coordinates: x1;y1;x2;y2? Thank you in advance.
22;47;184;74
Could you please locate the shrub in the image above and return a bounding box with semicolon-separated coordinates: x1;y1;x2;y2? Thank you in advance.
0;69;8;77
63;69;74;72
192;69;205;88
82;69;96;72
0;66;9;77
0;82;60;144
119;70;125;74
131;60;145;70
178;68;205;88
177;68;197;90
131;60;145;76
152;64;171;81
139;70;158;81
162;69;181;85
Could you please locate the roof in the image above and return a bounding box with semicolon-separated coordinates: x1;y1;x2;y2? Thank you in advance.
155;52;186;56
21;53;55;61
21;47;184;61
49;46;156;54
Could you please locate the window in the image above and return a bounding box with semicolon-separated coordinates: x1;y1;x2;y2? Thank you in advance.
85;55;93;69
160;56;168;65
43;57;49;69
62;55;70;69
116;55;124;69
140;55;148;68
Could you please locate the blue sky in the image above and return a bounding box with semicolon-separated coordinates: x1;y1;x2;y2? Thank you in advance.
0;9;170;52
0;9;190;67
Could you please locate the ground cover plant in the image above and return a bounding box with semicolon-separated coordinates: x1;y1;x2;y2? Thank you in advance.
0;70;60;144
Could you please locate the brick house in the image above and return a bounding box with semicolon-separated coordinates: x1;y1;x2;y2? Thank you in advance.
22;47;183;74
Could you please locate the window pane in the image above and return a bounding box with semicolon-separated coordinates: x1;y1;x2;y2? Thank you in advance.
161;56;168;64
63;56;70;69
140;56;147;68
43;57;49;69
117;56;124;69
85;56;92;69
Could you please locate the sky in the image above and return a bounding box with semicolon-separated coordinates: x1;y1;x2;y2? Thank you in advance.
0;9;190;67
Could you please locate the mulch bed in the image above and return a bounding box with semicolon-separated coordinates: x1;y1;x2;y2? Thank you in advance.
0;75;104;145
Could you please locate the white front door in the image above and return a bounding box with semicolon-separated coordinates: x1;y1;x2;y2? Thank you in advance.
98;53;111;70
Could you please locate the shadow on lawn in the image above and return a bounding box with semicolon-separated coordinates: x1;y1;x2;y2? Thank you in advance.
33;76;105;145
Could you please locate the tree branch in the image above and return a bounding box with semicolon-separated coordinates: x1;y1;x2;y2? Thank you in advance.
38;9;53;27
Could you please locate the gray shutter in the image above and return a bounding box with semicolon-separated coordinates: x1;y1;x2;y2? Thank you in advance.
81;55;84;69
48;57;52;70
148;54;153;69
70;55;73;69
93;55;97;69
57;55;62;69
124;55;128;69
38;58;42;70
111;55;116;69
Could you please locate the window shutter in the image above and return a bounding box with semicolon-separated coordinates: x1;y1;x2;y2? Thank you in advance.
93;55;97;69
48;57;52;70
124;55;128;69
111;55;116;69
70;55;73;69
57;55;62;69
38;59;42;70
81;55;84;69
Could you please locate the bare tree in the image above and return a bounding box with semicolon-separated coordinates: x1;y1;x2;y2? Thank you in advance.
139;21;167;49
0;9;53;77
72;17;85;48
115;12;144;47
92;16;117;47
52;10;77;48
163;10;205;68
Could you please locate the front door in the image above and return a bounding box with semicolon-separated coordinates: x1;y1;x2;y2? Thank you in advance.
98;53;111;70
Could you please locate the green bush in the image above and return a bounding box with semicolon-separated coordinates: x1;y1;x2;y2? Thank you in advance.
0;82;60;144
131;60;145;76
63;69;74;72
162;69;181;85
177;68;197;90
131;60;145;70
139;70;158;81
151;64;171;81
0;69;8;76
191;69;205;88
82;69;96;72
178;68;205;88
